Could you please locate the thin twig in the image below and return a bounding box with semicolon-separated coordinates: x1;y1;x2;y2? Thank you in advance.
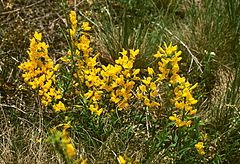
74;0;77;11
0;93;7;127
0;104;27;114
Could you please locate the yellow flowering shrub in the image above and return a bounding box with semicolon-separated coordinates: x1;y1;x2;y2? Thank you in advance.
18;32;63;109
66;10;205;153
62;11;142;115
18;10;208;162
152;42;199;127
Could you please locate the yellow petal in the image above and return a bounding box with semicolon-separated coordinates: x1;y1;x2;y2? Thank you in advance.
118;155;126;164
34;32;42;41
66;143;75;158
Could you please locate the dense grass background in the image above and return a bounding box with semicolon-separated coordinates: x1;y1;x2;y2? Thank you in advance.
0;0;240;163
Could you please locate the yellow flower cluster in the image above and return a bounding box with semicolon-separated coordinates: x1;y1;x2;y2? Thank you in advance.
153;43;198;127
81;22;91;31
154;42;181;82
18;32;64;109
62;11;101;115
136;67;160;108
64;11;200;121
69;10;78;38
61;11;92;64
100;48;140;110
81;48;141;114
63;11;142;115
19;10;205;159
169;80;198;127
195;142;205;155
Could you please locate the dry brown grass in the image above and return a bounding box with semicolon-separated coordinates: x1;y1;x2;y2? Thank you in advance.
0;95;61;163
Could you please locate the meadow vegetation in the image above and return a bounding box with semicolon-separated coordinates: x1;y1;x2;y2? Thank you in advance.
0;0;240;163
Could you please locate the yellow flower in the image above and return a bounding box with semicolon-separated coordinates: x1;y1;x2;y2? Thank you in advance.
195;142;205;155
81;22;91;31
164;42;177;55
116;75;125;86
161;58;170;67
86;56;98;68
69;10;77;25
136;92;143;99
38;74;45;87
189;109;197;115
66;143;75;158
147;67;154;76
96;108;103;116
41;99;48;106
42;79;52;92
53;101;66;112
175;119;185;127
195;142;204;149
139;85;147;92
93;91;102;101
153;51;162;58
89;104;97;113
89;103;103;116
129;49;139;58
111;92;120;103
144;97;151;107
176;75;185;84
175;101;185;110
132;69;140;76
118;101;129;109
169;114;185;127
188;98;198;105
142;77;152;85
29;80;38;89
70;29;76;37
175;50;182;57
150;90;157;97
84;90;94;99
125;81;135;90
34;32;42;41
185;120;192;127
172;63;179;74
118;155;126;164
185;105;192;111
120;48;128;56
36;138;42;143
150;101;160;107
158;67;170;80
81;159;87;164
150;82;157;91
38;42;49;52
62;130;71;144
169;114;177;121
